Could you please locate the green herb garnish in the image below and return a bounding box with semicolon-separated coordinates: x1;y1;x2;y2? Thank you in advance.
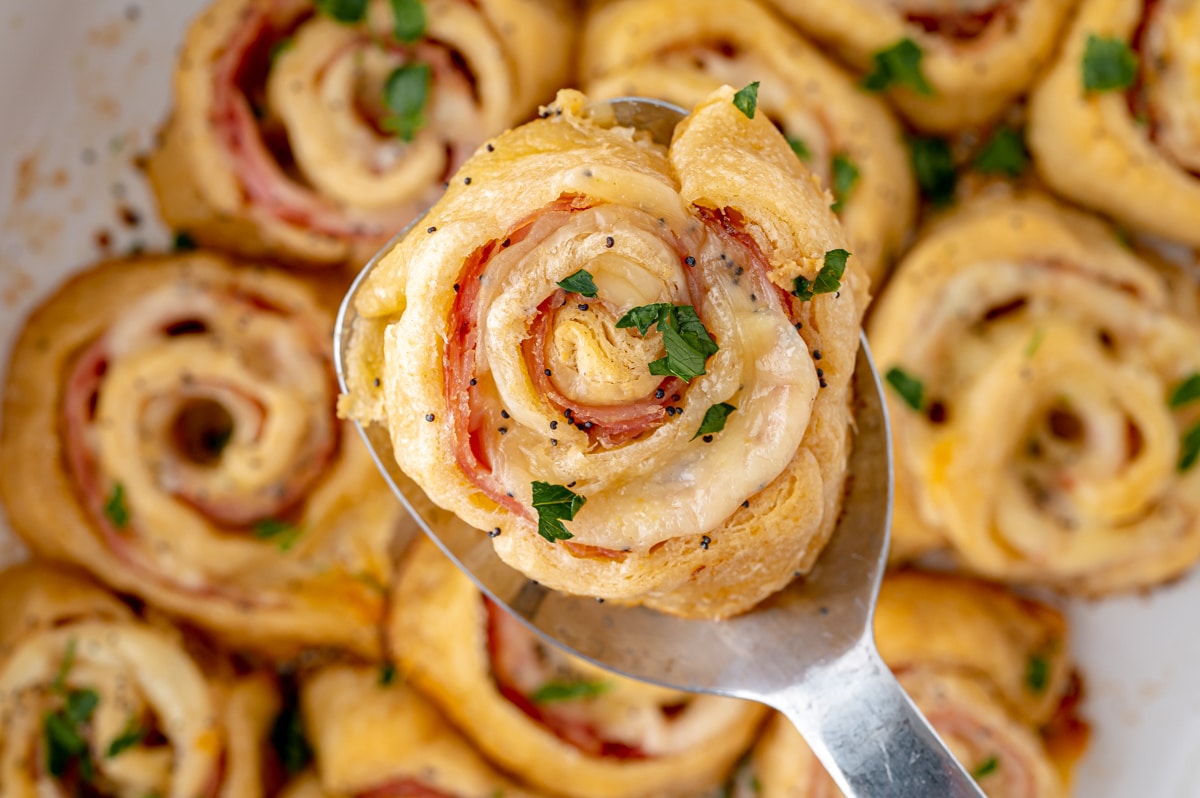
1025;653;1049;692
831;154;859;213
792;249;850;302
971;756;999;780
1082;35;1138;93
885;367;925;411
1025;327;1045;358
44;688;100;779
104;483;129;530
557;269;599;298
618;304;719;382
862;38;933;96
693;402;737;440
172;231;197;252
616;303;673;336
531;481;587;542
531;680;611;703
269;36;294;64
908;135;956;207
53;639;76;694
732;82;760;119
390;0;426;42
105;719;144;759
270;701;313;777
315;0;368;23
974;127;1029;177
1179;423;1200;473
378;663;397;686
1169;374;1200;408
252;519;303;551
787;136;811;161
382;63;431;142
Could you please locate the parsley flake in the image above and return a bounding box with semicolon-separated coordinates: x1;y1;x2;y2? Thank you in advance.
616;303;673;336
531;680;611;703
1169;374;1200;408
831;154;859;213
171;231;197;252
390;0;426;42
53;640;76;694
44;688;100;779
862;38;933;96
382;63;431;142
787;136;812;161
619;304;718;382
104;483;129;530
971;756;999;780
271;701;313;777
908;135;956;207
378;663;397;686
269;36;295;64
252;519;304;551
1082;35;1138;93
732;82;760;119
974;127;1029;177
886;367;925;411
557;269;599;298
1025;653;1049;692
693;403;737;440
1179;423;1200;473
531;481;586;542
106;719;144;759
315;0;368;23
792;249;850;301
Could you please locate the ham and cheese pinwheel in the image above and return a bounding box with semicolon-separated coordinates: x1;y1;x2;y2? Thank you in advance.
341;88;868;617
147;0;572;267
868;193;1200;592
1029;0;1200;247
580;0;915;285
0;563;278;798
288;665;537;798
746;571;1087;798
0;254;398;656
388;538;767;798
760;0;1077;132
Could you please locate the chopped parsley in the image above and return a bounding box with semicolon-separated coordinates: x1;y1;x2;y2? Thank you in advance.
378;663;397;686
732;82;760;119
105;719;144;759
908;135;956;207
1179;423;1200;473
1025;327;1045;358
269;36;294;64
530;481;587;542
531;680;611;703
787;136;812;161
974;127;1029;177
171;231;197;252
862;38;933;96
390;0;426;42
971;756;999;780
270;701;313;777
252;518;303;551
315;0;368;23
104;483;129;530
792;249;850;302
831;154;859;213
1082;35;1138;93
556;269;599;298
1025;653;1049;692
53;639;76;694
885;367;925;411
44;688;100;779
382;63;431;142
617;304;719;382
1169;373;1200;408
692;402;737;440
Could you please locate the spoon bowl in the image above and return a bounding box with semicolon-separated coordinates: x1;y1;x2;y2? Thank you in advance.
335;97;986;798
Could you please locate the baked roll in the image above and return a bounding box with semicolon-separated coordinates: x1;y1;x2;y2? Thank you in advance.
341;87;867;617
760;0;1077;132
0;563;278;798
580;0;915;285
748;571;1086;797
299;665;536;798
388;537;767;798
0;254;398;656
1028;0;1200;247
868;193;1200;592
147;0;573;267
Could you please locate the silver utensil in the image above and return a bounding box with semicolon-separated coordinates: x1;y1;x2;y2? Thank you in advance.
335;98;986;798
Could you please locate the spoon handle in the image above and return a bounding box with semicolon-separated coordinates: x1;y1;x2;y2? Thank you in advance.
768;639;987;798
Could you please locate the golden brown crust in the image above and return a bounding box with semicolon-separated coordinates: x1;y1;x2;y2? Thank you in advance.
0;254;398;656
343;87;866;618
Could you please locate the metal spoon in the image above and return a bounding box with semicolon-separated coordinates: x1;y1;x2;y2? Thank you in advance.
335;98;986;798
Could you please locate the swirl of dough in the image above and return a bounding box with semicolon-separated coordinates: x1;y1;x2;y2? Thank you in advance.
0;563;278;798
759;0;1077;132
1029;0;1200;247
746;571;1086;798
868;193;1200;593
388;537;766;798
580;0;915;285
0;254;398;656
342;88;867;617
146;0;573;267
